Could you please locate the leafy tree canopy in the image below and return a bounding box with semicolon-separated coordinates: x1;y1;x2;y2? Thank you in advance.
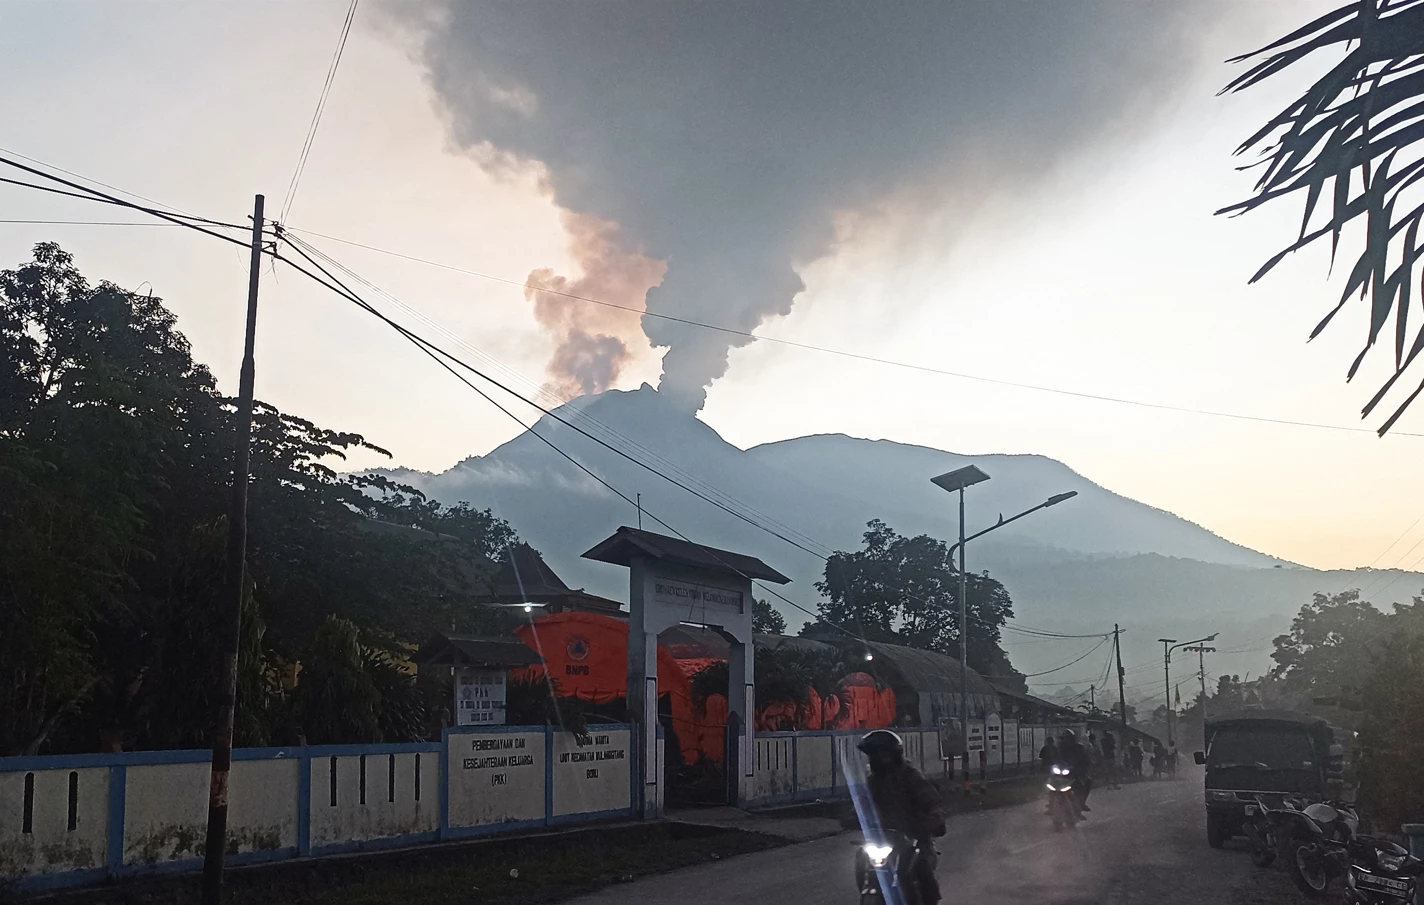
815;519;1023;691
0;244;522;754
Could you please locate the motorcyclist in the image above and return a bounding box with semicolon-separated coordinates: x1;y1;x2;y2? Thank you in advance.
859;730;946;905
1057;729;1093;814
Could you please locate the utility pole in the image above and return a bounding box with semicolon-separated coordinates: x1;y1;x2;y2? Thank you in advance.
1089;684;1095;712
202;194;265;905
1184;643;1216;737
1114;624;1127;729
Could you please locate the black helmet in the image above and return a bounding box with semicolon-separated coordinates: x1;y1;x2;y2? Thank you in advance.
857;729;904;757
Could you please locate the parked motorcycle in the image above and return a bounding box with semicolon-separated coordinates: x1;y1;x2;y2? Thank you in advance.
855;831;932;905
1243;794;1310;869
1275;799;1360;897
1045;764;1082;831
1345;835;1423;904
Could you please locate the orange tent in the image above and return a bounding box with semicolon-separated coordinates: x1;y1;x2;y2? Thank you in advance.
513;613;898;766
513;612;704;764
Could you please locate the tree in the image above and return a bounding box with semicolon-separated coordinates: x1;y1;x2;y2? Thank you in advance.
0;244;524;753
752;598;786;634
815;519;1022;689
1270;589;1391;721
1222;1;1424;433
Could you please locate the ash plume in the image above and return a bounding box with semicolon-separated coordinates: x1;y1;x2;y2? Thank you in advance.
397;1;1212;410
524;212;666;398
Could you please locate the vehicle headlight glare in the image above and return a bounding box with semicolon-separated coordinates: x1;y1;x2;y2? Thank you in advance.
863;843;893;867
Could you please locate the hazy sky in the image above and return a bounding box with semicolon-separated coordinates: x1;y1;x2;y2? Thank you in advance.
4;0;1422;575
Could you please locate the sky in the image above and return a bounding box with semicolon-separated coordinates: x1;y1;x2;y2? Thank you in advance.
3;1;1423;575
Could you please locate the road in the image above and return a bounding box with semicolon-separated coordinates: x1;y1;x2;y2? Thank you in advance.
567;777;1302;904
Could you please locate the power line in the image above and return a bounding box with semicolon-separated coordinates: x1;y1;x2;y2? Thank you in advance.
0;161;253;242
0;144;200;218
280;0;358;223
285;225;1424;439
0;219;181;227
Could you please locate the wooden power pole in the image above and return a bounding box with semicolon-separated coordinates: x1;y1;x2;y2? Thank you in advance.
202;194;265;905
1114;624;1127;729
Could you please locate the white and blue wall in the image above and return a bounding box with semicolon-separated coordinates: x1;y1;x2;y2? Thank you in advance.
0;725;644;894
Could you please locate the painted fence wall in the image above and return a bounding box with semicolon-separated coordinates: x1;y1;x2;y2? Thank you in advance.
0;726;642;893
746;723;1078;807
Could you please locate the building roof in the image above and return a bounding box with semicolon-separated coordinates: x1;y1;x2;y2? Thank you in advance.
416;635;546;669
862;640;998;699
582;526;791;584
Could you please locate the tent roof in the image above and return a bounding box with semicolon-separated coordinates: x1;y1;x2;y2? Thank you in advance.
582;526;791;583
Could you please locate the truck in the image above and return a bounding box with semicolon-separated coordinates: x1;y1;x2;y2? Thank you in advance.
1193;710;1346;849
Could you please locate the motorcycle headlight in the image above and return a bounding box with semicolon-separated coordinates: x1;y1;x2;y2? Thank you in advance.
863;843;893;868
1051;765;1068;775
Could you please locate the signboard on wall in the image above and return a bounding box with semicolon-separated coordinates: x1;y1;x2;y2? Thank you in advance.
967;721;985;754
652;576;745;618
986;713;1003;754
447;730;544;827
455;668;507;727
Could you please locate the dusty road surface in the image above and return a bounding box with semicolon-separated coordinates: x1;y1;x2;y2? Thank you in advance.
565;777;1302;904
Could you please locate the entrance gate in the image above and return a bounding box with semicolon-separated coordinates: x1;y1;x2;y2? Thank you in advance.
582;527;790;815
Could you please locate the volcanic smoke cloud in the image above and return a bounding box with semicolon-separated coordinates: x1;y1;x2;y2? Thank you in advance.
400;1;1211;410
524;212;666;399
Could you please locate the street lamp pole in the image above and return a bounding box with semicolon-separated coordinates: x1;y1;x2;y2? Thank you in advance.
958;484;968;782
1159;635;1218;746
1158;638;1177;746
932;465;1076;786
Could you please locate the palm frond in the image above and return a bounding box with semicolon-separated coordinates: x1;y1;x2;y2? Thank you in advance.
1223;0;1424;433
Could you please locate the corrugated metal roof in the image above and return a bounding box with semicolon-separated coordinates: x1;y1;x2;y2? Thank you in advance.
416;635;545;668
862;640;998;698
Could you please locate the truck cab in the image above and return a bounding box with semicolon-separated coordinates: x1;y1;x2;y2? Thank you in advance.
1192;710;1344;848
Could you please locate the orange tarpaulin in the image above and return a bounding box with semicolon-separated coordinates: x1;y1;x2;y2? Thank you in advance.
512;613;897;766
513;612;703;764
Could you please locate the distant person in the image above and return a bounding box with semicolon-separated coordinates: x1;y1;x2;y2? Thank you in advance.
1040;737;1059;774
1167;741;1179;779
1151;741;1167;779
1101;730;1120;789
1128;740;1144;778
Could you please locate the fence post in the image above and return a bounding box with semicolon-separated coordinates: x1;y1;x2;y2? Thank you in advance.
297;749;312;856
544;726;554;826
106;765;127;879
439;728;451;840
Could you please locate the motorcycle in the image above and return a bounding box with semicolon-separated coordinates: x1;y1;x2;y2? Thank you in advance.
1243;794;1310;869
1345;835;1423;903
1275;799;1360;897
856;830;932;905
1045;764;1082;831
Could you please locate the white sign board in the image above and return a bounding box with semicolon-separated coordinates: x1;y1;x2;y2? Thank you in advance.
652;577;744;619
552;729;631;817
455;668;507;727
446;730;544;827
968;720;985;754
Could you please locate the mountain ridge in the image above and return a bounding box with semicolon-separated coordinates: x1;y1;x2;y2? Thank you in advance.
370;384;1417;691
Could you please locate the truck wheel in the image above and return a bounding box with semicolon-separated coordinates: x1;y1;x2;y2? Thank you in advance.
1207;814;1227;849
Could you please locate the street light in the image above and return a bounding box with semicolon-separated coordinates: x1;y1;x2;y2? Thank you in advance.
1159;634;1217;745
931;465;1077;785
